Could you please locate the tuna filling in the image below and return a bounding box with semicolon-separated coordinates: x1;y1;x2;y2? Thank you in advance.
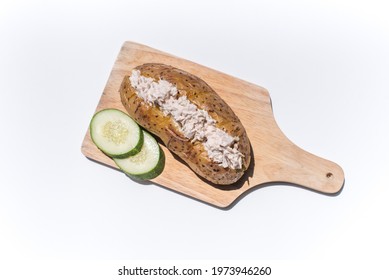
129;69;243;169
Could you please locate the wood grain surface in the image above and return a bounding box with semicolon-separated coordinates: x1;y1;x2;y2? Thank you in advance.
81;41;345;208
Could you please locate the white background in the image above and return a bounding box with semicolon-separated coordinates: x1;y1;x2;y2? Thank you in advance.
1;0;388;278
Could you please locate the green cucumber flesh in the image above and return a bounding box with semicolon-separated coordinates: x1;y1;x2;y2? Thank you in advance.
90;109;143;158
113;131;165;180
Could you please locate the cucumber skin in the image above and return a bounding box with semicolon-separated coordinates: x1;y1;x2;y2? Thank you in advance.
89;109;144;159
120;146;165;181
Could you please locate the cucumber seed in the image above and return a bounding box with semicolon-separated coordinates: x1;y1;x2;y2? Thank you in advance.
103;120;129;145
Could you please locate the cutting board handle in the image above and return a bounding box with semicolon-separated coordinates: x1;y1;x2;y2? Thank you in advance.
261;133;345;194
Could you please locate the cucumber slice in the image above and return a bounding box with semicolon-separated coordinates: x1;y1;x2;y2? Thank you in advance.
90;109;143;158
113;131;165;180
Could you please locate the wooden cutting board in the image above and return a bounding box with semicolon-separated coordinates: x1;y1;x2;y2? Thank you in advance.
81;41;344;208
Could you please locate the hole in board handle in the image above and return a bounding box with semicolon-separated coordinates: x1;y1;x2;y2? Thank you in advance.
326;172;334;179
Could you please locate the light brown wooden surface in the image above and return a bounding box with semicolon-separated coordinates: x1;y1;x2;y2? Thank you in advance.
81;41;345;208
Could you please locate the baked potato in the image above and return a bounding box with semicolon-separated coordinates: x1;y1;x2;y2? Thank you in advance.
119;63;250;185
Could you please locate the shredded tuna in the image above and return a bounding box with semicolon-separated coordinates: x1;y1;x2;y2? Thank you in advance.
130;70;243;169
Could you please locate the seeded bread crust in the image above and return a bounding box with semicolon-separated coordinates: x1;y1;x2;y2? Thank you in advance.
119;63;251;185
